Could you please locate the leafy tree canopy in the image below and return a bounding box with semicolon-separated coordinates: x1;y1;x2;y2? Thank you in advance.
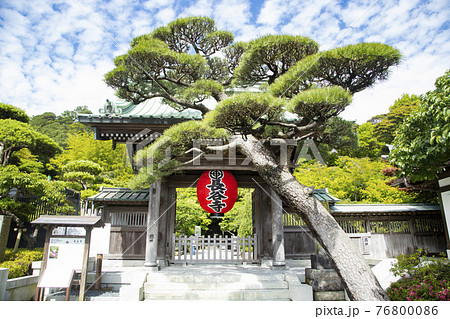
233;35;319;85
30;106;92;148
315;116;358;160
175;188;212;236
50;131;133;186
373;94;420;144
0;119;61;167
62;160;104;191
352;122;384;160
294;157;426;204
390;70;450;182
0;102;30;123
270;43;401;97
0;165;70;223
219;189;253;237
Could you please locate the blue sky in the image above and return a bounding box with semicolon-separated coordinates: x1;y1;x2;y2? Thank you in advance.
0;0;449;123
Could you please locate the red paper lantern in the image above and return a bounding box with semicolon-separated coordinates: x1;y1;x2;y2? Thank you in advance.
197;170;238;215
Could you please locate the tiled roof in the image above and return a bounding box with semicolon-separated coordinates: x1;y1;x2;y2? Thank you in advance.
88;187;339;203
88;187;150;202
31;215;104;227
312;189;340;204
330;204;441;214
79;98;202;124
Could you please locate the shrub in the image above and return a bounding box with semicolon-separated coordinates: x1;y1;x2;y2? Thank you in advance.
387;249;450;301
0;248;43;279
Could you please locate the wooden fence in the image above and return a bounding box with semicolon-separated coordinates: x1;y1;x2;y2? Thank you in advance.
282;212;447;258
171;234;257;264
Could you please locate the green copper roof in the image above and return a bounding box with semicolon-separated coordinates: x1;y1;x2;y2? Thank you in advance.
88;187;150;202
79;98;203;124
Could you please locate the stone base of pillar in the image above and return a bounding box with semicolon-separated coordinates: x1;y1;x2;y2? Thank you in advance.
144;261;159;268
260;258;273;267
272;261;286;268
145;263;160;272
157;259;169;269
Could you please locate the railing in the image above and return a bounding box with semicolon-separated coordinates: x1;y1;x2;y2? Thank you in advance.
283;212;307;228
171;234;258;263
26;202;78;222
110;211;147;227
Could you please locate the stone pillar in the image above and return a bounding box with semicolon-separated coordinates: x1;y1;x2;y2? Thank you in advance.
0;267;8;301
0;215;12;263
271;189;285;267
306;246;345;301
145;182;161;267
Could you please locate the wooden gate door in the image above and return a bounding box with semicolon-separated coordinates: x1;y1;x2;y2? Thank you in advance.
171;234;258;264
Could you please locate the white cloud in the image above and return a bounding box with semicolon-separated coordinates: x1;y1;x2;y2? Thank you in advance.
182;0;214;17
256;0;291;26
214;0;252;33
0;0;448;123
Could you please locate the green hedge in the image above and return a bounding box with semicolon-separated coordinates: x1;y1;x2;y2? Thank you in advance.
387;249;450;301
0;248;43;279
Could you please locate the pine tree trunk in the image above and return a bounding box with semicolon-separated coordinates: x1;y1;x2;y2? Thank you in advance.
234;134;389;301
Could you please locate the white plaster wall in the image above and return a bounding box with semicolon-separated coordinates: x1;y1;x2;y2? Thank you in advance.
89;223;111;257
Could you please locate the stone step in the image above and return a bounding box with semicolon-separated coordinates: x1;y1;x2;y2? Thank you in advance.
145;280;288;290
146;272;285;284
144;288;291;301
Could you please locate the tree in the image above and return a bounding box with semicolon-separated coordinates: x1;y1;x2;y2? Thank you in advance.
219;189;253;237
374;94;420;144
62;160;104;190
0;102;30;123
352;122;384;160
314;116;358;162
50;131;133;185
294;157;422;203
390;70;450;182
0;165;70;249
175;188;212;236
0;119;61;167
30;106;93;148
0;104;69;250
105;17;402;300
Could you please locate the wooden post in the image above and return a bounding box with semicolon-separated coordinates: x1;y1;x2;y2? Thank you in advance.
79;227;92;301
35;226;53;301
252;187;263;258
258;185;272;258
145;181;161;267
167;187;176;261
94;254;103;290
271;188;285;267
157;183;169;265
13;228;23;253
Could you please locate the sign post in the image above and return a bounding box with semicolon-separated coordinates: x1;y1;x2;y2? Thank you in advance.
31;216;104;301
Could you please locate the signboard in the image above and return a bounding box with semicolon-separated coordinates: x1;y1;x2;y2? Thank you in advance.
38;237;85;288
197;170;237;215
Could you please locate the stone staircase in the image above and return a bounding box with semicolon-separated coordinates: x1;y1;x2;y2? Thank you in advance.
144;264;312;301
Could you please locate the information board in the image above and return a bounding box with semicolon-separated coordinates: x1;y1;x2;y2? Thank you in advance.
38;237;85;288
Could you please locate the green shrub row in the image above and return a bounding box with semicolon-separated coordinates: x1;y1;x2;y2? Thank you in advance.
387;249;450;301
0;248;43;279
